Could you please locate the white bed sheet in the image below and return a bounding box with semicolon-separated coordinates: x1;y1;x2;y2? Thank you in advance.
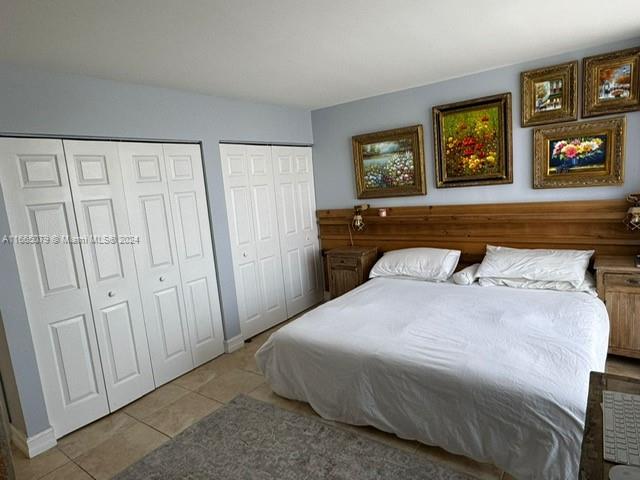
255;277;609;479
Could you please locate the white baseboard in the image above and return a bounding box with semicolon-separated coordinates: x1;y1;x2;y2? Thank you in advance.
10;424;56;458
224;334;245;353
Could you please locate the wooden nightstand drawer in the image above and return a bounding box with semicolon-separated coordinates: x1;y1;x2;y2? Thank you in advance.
328;256;358;268
605;273;640;290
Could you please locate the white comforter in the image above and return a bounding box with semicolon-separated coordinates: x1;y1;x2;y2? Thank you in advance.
255;277;609;479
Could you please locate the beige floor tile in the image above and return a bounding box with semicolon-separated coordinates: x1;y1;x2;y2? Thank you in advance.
142;392;223;437
197;368;264;403
171;362;224;391
606;355;640;379
57;411;137;459
75;421;168;480
40;462;92;480
415;443;502;480
11;446;69;480
123;383;189;420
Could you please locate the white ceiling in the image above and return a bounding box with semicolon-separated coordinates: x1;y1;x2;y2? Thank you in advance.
1;0;639;109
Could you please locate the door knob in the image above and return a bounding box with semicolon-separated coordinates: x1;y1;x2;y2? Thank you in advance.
159;276;166;282
242;252;248;258
107;291;115;297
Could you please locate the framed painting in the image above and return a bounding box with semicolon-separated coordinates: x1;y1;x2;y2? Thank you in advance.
352;125;426;199
533;116;625;189
583;47;640;117
432;93;512;188
521;61;577;127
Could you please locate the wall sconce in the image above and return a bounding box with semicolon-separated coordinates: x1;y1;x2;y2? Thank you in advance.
352;204;369;232
625;193;640;231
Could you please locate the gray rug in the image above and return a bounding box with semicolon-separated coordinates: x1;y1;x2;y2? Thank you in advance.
114;395;475;480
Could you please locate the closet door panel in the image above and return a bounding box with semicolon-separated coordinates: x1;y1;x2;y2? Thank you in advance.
119;142;193;386
163;144;224;365
219;144;286;339
0;138;109;437
272;146;323;316
64;140;154;410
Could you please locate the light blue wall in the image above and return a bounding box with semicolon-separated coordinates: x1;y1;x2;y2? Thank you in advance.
311;37;640;209
0;62;312;436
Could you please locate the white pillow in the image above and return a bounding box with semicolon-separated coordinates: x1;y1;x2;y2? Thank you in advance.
475;245;593;287
369;247;461;282
452;263;480;285
478;272;597;296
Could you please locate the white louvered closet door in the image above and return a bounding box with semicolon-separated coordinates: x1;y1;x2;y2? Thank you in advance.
0;138;109;437
219;144;287;338
162;144;224;365
272;146;323;317
63;140;155;410
118;142;194;385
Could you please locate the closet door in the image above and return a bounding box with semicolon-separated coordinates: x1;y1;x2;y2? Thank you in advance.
0;138;109;437
63;140;154;409
118;142;193;386
219;144;287;338
162;144;224;365
272;146;323;316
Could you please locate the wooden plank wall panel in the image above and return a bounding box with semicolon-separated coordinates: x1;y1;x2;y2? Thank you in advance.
317;199;639;264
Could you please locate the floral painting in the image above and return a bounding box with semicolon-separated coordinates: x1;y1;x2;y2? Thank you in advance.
352;125;425;198
533;116;625;189
362;139;415;189
549;136;606;174
441;106;500;178
433;93;512;188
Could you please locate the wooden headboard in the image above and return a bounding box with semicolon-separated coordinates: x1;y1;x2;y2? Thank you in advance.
317;199;639;265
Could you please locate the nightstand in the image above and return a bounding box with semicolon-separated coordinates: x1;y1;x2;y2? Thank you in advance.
595;255;640;358
326;247;378;299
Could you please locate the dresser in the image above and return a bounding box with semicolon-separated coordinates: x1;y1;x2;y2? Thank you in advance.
326;247;378;299
595;255;640;358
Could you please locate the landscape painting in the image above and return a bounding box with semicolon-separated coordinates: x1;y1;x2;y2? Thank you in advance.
598;63;632;100
520;61;577;127
433;93;512;187
583;47;640;117
535;79;563;112
352;125;426;198
361;138;415;189
533;116;625;188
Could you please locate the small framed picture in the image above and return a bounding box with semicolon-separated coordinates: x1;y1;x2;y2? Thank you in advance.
352;125;426;199
582;47;640;118
533;116;625;189
432;93;512;188
521;61;577;127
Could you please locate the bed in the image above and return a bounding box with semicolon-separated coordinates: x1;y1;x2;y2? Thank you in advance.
255;277;609;479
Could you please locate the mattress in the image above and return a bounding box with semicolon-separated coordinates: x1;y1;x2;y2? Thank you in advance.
255;277;609;479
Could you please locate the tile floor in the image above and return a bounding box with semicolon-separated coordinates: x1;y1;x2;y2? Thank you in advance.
8;320;640;480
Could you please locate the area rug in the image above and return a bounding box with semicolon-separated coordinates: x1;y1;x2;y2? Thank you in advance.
114;395;475;480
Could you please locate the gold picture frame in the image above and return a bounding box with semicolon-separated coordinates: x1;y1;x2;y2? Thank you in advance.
533;116;625;189
432;93;512;188
521;61;577;127
582;47;640;118
352;125;426;199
